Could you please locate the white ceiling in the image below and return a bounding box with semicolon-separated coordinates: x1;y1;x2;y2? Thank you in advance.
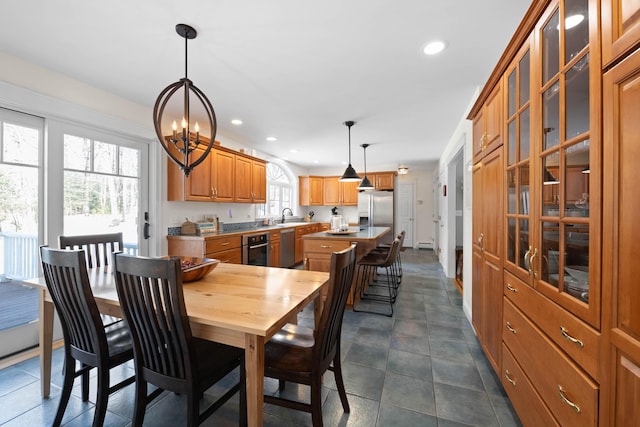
0;0;530;172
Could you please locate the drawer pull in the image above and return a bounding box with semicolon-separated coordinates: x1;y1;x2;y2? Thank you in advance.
320;245;332;249
506;283;518;293
504;370;516;386
560;326;584;348
557;385;581;414
505;321;517;334
220;242;229;246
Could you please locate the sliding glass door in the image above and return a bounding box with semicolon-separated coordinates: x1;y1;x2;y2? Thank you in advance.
0;108;43;357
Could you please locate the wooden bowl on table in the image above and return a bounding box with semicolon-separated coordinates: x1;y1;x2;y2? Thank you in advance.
173;256;219;282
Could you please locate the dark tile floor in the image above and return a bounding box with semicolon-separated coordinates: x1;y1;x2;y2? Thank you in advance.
0;249;521;426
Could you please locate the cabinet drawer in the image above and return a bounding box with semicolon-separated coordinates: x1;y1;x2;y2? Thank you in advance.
503;298;598;427
206;248;241;264
303;240;351;254
502;344;559;427
269;230;281;241
205;236;241;253
503;270;600;380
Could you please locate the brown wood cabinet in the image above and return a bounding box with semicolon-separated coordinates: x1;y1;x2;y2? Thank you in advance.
467;1;634;424
167;235;242;264
472;84;502;164
167;143;266;203
602;0;640;66
471;145;504;374
373;172;395;190
294;224;314;264
601;42;640;427
269;229;280;267
299;176;324;206
322;176;359;206
235;156;267;203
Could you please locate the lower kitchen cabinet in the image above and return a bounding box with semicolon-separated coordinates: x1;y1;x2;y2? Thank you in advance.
167;235;242;264
503;298;598;426
269;229;280;267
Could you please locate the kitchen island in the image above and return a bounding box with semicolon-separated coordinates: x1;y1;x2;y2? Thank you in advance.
302;226;390;305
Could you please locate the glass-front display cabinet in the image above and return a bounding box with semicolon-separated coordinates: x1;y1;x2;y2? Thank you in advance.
505;41;533;282
534;0;600;327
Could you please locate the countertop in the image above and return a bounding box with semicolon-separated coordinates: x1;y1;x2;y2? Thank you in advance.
167;222;327;240
302;226;390;241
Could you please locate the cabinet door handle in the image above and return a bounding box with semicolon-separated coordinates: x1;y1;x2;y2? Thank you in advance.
220;242;229;246
557;385;581;414
505;321;517;334
530;248;538;278
320;245;332;249
478;233;484;251
506;283;518;293
524;246;532;274
560;326;584;348
210;187;215;198
504;370;516;386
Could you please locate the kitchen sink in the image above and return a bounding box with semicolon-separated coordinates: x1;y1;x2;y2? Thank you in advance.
276;222;309;227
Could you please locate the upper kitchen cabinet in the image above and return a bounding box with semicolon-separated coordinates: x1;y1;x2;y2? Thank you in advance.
602;0;640;66
167;142;265;203
373;172;395;190
531;0;601;328
472;83;503;163
322;177;359;206
234;155;267;203
299;176;324;206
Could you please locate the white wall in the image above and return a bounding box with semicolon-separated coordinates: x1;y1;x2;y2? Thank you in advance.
435;87;480;324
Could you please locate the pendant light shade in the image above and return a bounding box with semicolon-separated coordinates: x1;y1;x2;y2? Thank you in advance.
339;121;362;182
153;24;217;177
357;143;375;190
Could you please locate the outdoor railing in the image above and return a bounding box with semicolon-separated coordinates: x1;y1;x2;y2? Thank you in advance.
0;232;138;281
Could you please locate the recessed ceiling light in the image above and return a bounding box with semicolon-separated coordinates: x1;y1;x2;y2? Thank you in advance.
290;149;298;153
266;136;277;142
423;40;446;55
231;119;243;125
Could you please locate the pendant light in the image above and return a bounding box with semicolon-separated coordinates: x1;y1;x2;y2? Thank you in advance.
339;121;362;182
152;24;217;177
357;143;374;190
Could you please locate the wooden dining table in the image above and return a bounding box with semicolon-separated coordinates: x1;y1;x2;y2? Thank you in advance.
23;262;330;427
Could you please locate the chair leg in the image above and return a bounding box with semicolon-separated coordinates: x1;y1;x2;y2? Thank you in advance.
92;366;110;427
332;354;350;413
187;388;198;427
132;377;147;427
53;354;76;427
81;363;90;401
310;378;323;427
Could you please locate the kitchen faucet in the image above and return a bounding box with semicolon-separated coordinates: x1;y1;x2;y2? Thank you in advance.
281;207;293;224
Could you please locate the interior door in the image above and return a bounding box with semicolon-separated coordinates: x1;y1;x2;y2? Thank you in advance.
397;182;415;247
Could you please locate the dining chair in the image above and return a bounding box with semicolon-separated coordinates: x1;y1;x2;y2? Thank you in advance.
39;246;135;427
59;232;124;326
58;232;124;268
112;253;246;427
264;244;357;426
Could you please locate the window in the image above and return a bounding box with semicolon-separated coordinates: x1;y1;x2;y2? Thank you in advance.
256;163;293;218
63;134;141;252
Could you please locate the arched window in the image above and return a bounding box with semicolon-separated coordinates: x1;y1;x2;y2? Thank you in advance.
256;163;293;218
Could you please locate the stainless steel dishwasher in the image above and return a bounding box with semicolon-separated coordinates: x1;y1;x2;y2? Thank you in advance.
280;228;295;268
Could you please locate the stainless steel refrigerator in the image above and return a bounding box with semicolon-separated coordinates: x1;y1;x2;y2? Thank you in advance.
358;190;394;245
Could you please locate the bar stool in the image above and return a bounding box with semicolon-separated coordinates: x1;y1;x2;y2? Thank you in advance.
352;237;401;317
369;230;405;287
